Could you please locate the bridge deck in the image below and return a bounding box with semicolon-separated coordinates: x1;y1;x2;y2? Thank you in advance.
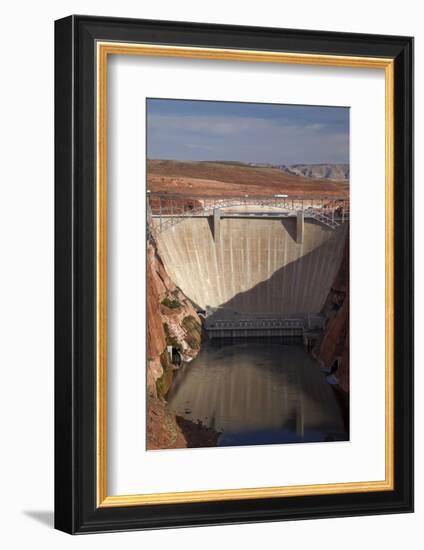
152;211;346;221
148;194;349;233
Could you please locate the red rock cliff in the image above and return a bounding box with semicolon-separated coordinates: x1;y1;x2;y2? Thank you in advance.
147;238;201;393
314;236;349;393
146;236;203;449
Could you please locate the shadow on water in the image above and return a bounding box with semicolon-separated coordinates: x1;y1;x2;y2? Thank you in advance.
167;340;349;449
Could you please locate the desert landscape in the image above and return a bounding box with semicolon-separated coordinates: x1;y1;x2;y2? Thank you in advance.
147;159;349;198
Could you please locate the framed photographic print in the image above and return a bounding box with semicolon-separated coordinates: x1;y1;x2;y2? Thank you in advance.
54;15;413;533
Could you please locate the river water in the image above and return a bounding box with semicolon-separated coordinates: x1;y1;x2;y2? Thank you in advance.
167;340;348;447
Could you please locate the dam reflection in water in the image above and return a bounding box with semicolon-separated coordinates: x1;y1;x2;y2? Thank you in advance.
167;341;348;447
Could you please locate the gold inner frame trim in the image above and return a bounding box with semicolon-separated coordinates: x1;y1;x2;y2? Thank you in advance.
96;41;395;508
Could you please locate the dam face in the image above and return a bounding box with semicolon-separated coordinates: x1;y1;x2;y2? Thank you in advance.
155;217;347;315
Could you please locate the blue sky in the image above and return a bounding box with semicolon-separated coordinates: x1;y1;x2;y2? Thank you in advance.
147;99;349;165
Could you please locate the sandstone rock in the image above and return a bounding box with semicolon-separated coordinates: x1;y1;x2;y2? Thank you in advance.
315;236;349;393
146;236;203;448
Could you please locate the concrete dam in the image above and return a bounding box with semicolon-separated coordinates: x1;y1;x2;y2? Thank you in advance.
154;216;348;316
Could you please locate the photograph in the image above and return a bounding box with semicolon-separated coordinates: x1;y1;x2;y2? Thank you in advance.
51;10;413;536
146;98;350;450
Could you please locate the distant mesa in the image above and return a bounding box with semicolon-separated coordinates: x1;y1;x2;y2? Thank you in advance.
246;163;349;181
277;164;349;181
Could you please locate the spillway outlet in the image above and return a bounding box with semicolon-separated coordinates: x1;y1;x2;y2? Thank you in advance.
203;311;326;343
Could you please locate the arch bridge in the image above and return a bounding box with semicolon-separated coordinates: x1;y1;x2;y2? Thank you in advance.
148;193;349;243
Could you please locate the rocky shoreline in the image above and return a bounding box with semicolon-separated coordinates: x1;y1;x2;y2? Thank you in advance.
147;236;216;449
147;396;220;450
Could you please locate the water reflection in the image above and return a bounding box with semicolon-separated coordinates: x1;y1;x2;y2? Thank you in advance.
167;341;348;447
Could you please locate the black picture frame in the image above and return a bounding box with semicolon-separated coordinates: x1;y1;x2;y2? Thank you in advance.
55;14;414;534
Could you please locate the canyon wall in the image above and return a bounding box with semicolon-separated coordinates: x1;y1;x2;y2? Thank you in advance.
155;217;348;315
146;238;202;449
147;239;202;393
313;237;349;392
